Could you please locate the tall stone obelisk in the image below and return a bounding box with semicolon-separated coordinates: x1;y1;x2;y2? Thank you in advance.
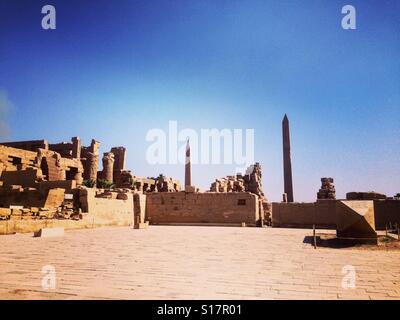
282;114;294;202
185;138;191;187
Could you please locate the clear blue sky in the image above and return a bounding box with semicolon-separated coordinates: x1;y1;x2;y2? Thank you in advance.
0;0;399;201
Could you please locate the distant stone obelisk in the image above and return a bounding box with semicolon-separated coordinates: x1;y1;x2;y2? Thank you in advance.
282;114;294;202
185;138;192;187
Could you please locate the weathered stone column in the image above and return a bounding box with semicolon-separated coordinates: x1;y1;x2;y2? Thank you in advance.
82;139;100;182
87;152;99;182
102;152;115;182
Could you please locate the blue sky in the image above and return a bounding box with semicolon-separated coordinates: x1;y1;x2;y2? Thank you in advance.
0;0;399;201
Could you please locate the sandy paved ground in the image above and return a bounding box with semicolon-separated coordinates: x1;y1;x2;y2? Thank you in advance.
0;226;399;299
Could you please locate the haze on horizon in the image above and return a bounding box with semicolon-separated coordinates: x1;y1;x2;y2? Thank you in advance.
0;0;399;202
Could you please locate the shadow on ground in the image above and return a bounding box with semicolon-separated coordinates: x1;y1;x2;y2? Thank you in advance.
303;234;400;249
303;236;359;249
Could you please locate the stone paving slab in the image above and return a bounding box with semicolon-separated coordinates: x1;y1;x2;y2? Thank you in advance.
0;226;399;300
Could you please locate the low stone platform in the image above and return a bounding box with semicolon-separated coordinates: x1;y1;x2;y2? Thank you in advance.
0;226;399;299
0;211;133;235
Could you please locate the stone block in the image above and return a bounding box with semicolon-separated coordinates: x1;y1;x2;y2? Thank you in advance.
64;193;74;200
185;185;196;193
34;227;65;238
44;188;65;208
134;221;149;229
0;208;11;218
9;205;24;210
117;193;128;200
336;200;377;243
11;208;22;216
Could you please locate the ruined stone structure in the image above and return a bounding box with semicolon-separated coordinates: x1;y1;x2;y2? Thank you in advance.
317;177;336;200
346;191;386;200
210;163;265;199
0;139;84;186
0;135;182;234
282;114;294;202
210;175;244;193
156;175;181;192
1;116;399;239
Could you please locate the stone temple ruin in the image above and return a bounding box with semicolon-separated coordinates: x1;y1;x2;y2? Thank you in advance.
0;114;399;243
0;134;270;232
0;137;180;233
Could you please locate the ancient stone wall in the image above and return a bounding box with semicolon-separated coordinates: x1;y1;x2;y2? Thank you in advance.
47;137;81;159
79;188;134;217
48;142;73;158
146;192;260;226
0;145;38;172
271;200;337;228
0;168;42;188
271;199;400;231
0;140;48;152
346;192;387;200
0;186;135;234
373;199;400;230
0;186;47;208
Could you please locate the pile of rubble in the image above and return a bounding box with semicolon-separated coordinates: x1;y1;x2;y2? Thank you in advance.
317;177;336;200
0;203;81;221
155;176;181;192
0;187;82;221
210;175;245;193
209;163;266;199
